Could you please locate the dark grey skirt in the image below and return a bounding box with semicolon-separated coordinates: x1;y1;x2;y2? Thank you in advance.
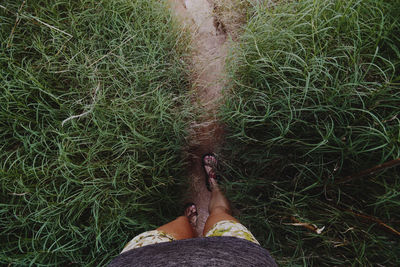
109;236;277;267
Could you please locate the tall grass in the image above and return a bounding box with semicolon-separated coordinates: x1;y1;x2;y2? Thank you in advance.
0;0;191;265
221;0;400;265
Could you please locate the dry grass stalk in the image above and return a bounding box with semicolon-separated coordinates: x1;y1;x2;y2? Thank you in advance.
347;210;400;237
337;158;400;184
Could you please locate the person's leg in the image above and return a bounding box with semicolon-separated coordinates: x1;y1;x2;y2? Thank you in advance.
121;204;197;253
203;181;239;235
157;203;198;240
202;155;239;235
201;154;259;244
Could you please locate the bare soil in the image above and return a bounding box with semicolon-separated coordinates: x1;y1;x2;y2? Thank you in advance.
168;0;229;236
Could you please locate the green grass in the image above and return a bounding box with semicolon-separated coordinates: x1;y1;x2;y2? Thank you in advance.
2;0;400;266
220;0;400;265
0;0;191;265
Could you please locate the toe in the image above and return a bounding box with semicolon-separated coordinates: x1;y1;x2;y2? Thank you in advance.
204;155;216;166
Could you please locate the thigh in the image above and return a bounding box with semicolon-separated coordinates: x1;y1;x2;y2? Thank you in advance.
203;209;259;245
203;207;239;235
157;216;196;240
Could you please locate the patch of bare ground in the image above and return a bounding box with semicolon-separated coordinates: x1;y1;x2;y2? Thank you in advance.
213;0;251;40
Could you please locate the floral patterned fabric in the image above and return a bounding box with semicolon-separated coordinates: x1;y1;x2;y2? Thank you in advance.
121;230;175;253
121;220;259;254
205;220;260;245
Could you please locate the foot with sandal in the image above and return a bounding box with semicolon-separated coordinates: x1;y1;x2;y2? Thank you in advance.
110;153;277;266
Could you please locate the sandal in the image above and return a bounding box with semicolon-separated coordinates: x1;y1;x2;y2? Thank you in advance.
184;202;198;227
202;153;219;191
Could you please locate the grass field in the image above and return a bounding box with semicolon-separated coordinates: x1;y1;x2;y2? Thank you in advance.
0;0;191;265
2;0;400;266
220;0;400;265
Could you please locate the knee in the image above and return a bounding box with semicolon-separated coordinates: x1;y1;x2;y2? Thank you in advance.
210;206;231;216
173;216;189;224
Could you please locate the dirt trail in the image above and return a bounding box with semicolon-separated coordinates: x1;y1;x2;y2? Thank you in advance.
168;0;228;236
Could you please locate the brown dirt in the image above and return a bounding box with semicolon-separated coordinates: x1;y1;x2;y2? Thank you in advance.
167;0;229;236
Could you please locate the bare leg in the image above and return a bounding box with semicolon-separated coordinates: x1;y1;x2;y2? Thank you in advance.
202;155;239;235
157;204;198;240
203;181;239;235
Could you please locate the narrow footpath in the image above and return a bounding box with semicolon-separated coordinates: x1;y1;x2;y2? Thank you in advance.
168;0;229;236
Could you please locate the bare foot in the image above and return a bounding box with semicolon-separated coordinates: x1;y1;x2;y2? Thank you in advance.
184;203;198;227
203;154;219;191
